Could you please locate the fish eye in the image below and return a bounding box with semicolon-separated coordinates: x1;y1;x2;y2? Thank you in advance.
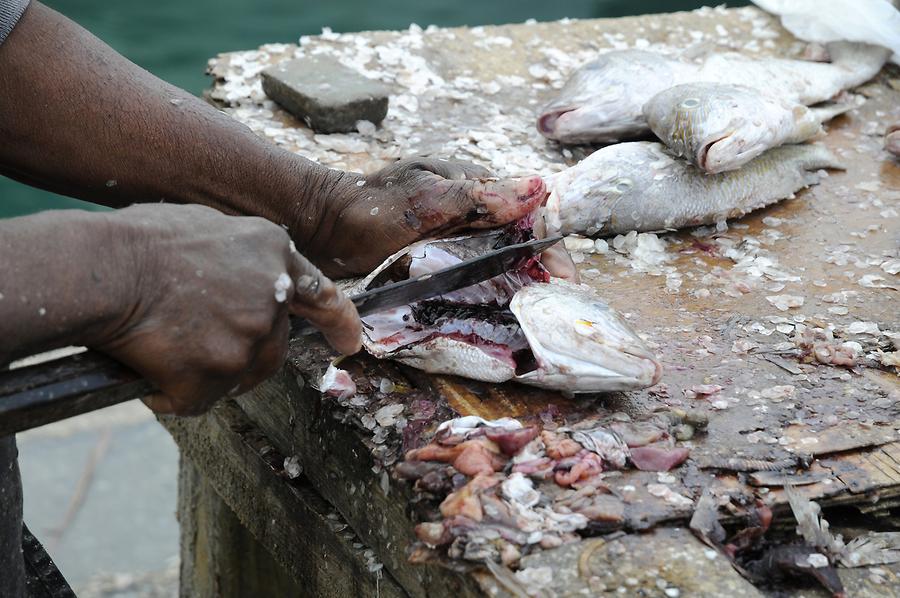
680;98;700;109
614;178;633;192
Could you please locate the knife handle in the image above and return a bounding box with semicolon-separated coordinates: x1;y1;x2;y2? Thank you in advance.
0;350;151;436
0;316;321;435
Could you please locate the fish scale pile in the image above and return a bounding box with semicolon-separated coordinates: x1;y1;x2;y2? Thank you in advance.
396;415;691;564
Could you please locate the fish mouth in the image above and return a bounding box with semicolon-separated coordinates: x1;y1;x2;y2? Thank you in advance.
537;108;575;138
696;134;730;173
361;225;551;380
409;300;538;373
628;347;663;386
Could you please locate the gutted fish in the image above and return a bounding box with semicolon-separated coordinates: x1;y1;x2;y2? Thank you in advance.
644;82;852;173
355;227;660;392
543;141;844;237
539;42;889;144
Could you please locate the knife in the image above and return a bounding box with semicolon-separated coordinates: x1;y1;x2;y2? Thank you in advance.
0;235;561;435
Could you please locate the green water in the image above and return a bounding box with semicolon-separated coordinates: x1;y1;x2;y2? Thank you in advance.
1;0;747;218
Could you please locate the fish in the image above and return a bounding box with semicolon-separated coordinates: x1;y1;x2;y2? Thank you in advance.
538;42;889;144
543;141;844;237
353;225;661;392
643;82;853;173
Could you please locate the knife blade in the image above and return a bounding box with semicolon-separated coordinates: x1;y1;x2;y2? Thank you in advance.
0;235;561;435
290;235;562;335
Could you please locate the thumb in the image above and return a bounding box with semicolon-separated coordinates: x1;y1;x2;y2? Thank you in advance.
288;252;362;355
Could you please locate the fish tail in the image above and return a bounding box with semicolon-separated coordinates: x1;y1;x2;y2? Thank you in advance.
825;41;891;74
797;144;847;172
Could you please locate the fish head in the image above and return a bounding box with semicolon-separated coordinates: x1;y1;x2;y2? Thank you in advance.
511;281;662;392
538;81;638;144
357;225;661;393
537;59;644;143
544;143;668;236
538;51;686;144
644;83;781;173
357;227;548;383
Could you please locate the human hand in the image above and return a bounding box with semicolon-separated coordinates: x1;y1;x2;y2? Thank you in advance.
92;204;360;415
297;158;557;277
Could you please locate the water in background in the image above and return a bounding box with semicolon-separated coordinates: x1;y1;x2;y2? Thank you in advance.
1;0;747;217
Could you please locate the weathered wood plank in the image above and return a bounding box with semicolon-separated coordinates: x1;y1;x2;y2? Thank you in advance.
236;370;486;598
161;400;407;598
176;457;303;597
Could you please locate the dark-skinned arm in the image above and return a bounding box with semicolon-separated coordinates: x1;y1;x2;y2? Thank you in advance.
0;205;361;415
0;2;571;278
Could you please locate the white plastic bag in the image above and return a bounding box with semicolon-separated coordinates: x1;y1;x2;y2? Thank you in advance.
752;0;900;64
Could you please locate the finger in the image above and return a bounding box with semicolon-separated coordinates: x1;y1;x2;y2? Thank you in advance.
381;157;493;182
142;392;177;415
455;175;547;229
235;310;291;393
288;254;362;355
412;158;493;181
540;243;580;282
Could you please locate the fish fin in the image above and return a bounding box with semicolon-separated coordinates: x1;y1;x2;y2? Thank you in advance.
784;484;845;556
808;98;860;124
825;41;891;71
839;532;900;567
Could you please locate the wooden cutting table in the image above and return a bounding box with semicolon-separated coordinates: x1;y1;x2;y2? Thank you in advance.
161;6;900;597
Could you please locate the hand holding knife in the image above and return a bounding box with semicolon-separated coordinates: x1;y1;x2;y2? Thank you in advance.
0;236;561;435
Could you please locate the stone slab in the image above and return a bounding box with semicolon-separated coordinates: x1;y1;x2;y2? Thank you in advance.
261;55;390;133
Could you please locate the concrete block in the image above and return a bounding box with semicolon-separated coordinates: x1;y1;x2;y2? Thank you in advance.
261;55;390;134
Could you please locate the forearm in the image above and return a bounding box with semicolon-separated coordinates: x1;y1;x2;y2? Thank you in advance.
0;2;337;241
0;210;135;365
